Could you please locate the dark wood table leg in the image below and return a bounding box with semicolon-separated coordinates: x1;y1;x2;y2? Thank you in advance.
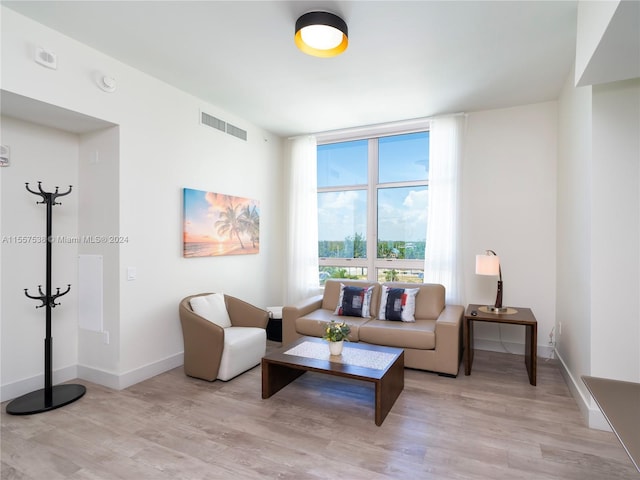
524;323;537;386
464;318;474;375
262;359;306;399
375;353;404;426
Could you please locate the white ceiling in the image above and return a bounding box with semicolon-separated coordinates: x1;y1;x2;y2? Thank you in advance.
3;1;579;137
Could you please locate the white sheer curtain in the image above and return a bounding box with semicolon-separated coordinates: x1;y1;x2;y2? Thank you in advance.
284;135;320;304
424;115;466;305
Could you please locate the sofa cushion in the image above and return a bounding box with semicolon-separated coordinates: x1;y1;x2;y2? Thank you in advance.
189;293;232;328
295;308;371;341
322;279;381;318
359;319;436;350
378;286;419;322
382;282;445;319
217;327;265;381
334;284;374;318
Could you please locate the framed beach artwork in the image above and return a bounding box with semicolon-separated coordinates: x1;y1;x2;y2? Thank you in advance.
183;187;259;257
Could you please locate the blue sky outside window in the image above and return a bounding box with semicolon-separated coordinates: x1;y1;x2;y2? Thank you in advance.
379;131;429;183
317;139;368;188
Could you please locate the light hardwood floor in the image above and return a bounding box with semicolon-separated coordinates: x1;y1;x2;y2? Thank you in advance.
2;344;638;479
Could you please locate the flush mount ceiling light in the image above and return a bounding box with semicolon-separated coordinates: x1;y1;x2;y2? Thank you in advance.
295;11;348;58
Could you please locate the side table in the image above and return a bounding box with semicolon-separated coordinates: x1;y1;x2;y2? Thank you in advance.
266;306;283;342
464;304;537;386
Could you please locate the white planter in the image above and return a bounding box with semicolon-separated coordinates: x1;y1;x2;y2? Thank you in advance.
329;340;344;356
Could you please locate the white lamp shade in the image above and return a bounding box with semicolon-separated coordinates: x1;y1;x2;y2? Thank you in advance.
476;254;500;276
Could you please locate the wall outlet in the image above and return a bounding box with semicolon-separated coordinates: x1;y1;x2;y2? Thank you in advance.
102;331;110;345
0;145;9;166
558;321;562;336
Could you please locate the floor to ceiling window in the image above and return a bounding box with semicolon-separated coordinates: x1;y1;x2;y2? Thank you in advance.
317;130;429;284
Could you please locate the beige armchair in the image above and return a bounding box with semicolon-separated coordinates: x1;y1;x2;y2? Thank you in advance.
179;293;269;381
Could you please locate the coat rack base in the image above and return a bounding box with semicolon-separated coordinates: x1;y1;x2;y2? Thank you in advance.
6;384;86;415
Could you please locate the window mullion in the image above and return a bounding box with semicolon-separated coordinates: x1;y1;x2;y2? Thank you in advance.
367;138;378;281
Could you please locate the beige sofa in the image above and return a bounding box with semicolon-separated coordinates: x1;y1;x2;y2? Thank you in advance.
282;279;463;376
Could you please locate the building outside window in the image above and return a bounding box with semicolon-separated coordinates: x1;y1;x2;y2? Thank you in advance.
317;130;429;285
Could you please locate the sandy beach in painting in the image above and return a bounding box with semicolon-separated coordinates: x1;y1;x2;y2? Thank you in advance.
183;241;259;258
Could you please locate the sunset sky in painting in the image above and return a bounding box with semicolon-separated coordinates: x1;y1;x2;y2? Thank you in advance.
183;188;258;244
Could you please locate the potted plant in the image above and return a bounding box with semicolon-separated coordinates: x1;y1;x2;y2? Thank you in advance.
322;320;351;355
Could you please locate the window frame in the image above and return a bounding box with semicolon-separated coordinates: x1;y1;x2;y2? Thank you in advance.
317;121;430;283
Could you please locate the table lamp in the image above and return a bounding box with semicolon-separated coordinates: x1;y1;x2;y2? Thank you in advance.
475;250;507;313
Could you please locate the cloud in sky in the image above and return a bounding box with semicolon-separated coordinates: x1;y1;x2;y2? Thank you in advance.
318;187;427;241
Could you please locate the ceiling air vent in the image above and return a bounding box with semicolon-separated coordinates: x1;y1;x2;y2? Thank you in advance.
200;111;225;132
200;110;247;141
226;123;247;141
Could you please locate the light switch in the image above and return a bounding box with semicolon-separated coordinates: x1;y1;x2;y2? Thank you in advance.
127;267;137;281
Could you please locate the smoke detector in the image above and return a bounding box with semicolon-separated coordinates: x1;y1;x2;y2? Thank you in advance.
97;75;117;93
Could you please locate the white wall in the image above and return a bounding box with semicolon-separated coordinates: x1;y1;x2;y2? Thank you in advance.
0;117;80;399
1;7;284;398
576;0;640;87
462;102;558;358
557;74;640;429
591;78;640;382
556;68;594;422
575;0;620;86
77;127;120;379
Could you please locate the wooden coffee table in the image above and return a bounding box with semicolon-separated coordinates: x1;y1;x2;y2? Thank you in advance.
262;336;404;426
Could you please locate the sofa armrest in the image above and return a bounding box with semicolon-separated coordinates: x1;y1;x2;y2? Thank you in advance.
225;294;269;329
282;295;323;345
434;304;464;375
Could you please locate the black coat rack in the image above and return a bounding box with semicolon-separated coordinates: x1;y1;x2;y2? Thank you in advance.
6;182;86;415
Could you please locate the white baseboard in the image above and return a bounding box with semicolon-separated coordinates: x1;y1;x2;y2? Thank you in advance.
1;353;184;402
554;349;611;432
76;364;122;390
78;352;184;390
0;365;78;403
114;352;184;390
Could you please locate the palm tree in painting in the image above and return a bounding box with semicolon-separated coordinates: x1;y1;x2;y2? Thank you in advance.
215;202;245;249
239;204;259;248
